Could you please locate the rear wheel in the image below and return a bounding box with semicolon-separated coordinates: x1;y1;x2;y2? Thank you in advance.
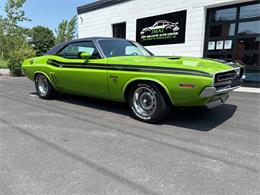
128;82;171;123
35;74;57;99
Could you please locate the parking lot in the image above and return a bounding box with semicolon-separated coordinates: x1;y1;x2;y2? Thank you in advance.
0;77;259;195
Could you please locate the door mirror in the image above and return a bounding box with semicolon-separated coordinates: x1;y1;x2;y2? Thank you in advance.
80;52;89;60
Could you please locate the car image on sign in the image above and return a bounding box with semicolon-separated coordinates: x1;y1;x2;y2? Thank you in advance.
140;20;180;35
22;37;244;123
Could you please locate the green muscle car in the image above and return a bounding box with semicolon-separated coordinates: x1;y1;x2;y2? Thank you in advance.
22;37;244;123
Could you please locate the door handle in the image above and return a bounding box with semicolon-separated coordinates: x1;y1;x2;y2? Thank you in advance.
109;75;118;82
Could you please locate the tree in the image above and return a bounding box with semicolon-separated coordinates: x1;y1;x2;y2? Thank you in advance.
0;16;4;58
55;20;68;44
66;16;77;41
3;0;31;58
55;16;77;44
2;0;35;76
30;26;55;56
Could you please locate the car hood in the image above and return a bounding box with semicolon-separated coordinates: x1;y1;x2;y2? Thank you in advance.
107;56;243;76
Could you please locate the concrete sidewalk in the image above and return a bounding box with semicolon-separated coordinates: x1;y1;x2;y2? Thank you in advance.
235;87;260;93
0;68;10;75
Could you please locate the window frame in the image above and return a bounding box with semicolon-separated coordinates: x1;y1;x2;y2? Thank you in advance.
204;0;260;71
55;40;103;60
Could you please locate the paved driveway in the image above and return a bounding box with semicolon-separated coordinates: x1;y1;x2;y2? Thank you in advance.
0;77;259;195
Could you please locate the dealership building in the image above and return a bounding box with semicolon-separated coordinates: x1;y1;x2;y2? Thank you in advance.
77;0;260;86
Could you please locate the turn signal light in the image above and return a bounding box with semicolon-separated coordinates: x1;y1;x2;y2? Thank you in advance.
179;83;195;89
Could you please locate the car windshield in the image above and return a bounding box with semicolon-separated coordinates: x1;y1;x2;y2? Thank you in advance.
98;39;153;57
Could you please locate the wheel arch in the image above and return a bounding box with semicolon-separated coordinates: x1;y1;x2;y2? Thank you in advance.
123;78;174;105
34;71;57;90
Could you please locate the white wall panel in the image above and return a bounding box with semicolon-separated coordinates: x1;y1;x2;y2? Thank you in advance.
78;0;245;57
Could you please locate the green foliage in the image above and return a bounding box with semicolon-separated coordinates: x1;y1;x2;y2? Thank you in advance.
55;20;67;44
0;58;8;69
0;0;77;76
7;45;35;76
67;16;77;41
29;26;55;56
1;0;31;59
55;16;77;44
0;0;35;76
4;0;30;25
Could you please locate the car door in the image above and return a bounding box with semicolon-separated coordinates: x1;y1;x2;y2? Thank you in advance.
52;41;109;98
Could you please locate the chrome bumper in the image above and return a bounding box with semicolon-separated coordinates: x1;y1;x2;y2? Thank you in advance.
205;94;229;108
200;85;240;98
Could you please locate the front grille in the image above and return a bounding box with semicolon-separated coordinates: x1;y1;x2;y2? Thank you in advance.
214;68;244;90
215;70;236;83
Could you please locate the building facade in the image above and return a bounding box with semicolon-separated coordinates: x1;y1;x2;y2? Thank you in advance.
77;0;260;85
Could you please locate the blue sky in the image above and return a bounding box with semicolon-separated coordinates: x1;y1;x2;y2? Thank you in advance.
0;0;95;30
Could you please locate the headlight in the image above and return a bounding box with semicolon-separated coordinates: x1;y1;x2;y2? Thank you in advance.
235;68;240;77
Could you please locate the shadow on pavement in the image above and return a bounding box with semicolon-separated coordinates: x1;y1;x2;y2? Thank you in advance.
55;93;237;132
164;105;237;131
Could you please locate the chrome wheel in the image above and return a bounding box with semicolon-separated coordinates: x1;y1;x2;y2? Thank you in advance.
37;75;48;96
132;86;157;117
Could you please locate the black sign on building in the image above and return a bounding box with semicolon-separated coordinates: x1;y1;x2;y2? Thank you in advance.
136;10;187;46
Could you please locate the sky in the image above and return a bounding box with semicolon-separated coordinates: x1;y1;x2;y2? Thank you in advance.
0;0;95;30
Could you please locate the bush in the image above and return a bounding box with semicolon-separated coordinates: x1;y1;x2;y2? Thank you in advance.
0;58;8;69
7;47;35;76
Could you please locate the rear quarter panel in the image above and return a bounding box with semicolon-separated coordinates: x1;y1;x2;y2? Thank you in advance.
22;56;59;89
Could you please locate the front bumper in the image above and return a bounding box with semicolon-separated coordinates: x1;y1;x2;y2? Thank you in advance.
200;85;240;98
200;76;242;108
205;94;229;108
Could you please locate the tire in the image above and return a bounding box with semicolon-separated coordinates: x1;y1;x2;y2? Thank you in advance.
128;82;171;123
144;30;151;35
164;26;173;33
35;74;57;99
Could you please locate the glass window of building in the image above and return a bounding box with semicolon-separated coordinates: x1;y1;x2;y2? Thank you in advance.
204;1;260;85
240;4;260;19
213;8;237;22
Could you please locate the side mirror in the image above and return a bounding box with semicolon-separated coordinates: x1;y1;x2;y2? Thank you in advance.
80;52;89;60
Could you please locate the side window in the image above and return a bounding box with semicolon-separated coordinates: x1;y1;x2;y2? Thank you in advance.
125;46;143;56
58;41;101;59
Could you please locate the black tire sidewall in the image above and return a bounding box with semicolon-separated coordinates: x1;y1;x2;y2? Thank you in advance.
164;26;172;33
128;82;170;123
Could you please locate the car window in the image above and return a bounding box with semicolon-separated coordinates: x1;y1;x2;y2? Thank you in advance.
98;39;153;57
125;46;144;56
58;41;101;59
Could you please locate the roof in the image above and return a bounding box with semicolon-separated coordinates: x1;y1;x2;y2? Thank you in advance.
156;20;171;23
77;0;131;14
46;37;127;55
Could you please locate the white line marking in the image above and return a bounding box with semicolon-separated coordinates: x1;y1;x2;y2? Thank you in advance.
235;87;260;94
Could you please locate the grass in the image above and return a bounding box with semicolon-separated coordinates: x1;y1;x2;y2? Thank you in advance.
0;58;8;69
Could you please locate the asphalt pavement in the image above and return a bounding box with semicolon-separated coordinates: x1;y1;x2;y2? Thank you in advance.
0;77;259;195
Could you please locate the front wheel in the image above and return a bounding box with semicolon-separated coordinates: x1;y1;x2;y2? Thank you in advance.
128;82;171;123
35;74;57;99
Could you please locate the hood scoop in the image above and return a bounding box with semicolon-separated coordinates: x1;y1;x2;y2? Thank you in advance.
168;57;181;60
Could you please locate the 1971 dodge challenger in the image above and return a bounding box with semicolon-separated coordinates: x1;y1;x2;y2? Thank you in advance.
22;37;244;123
